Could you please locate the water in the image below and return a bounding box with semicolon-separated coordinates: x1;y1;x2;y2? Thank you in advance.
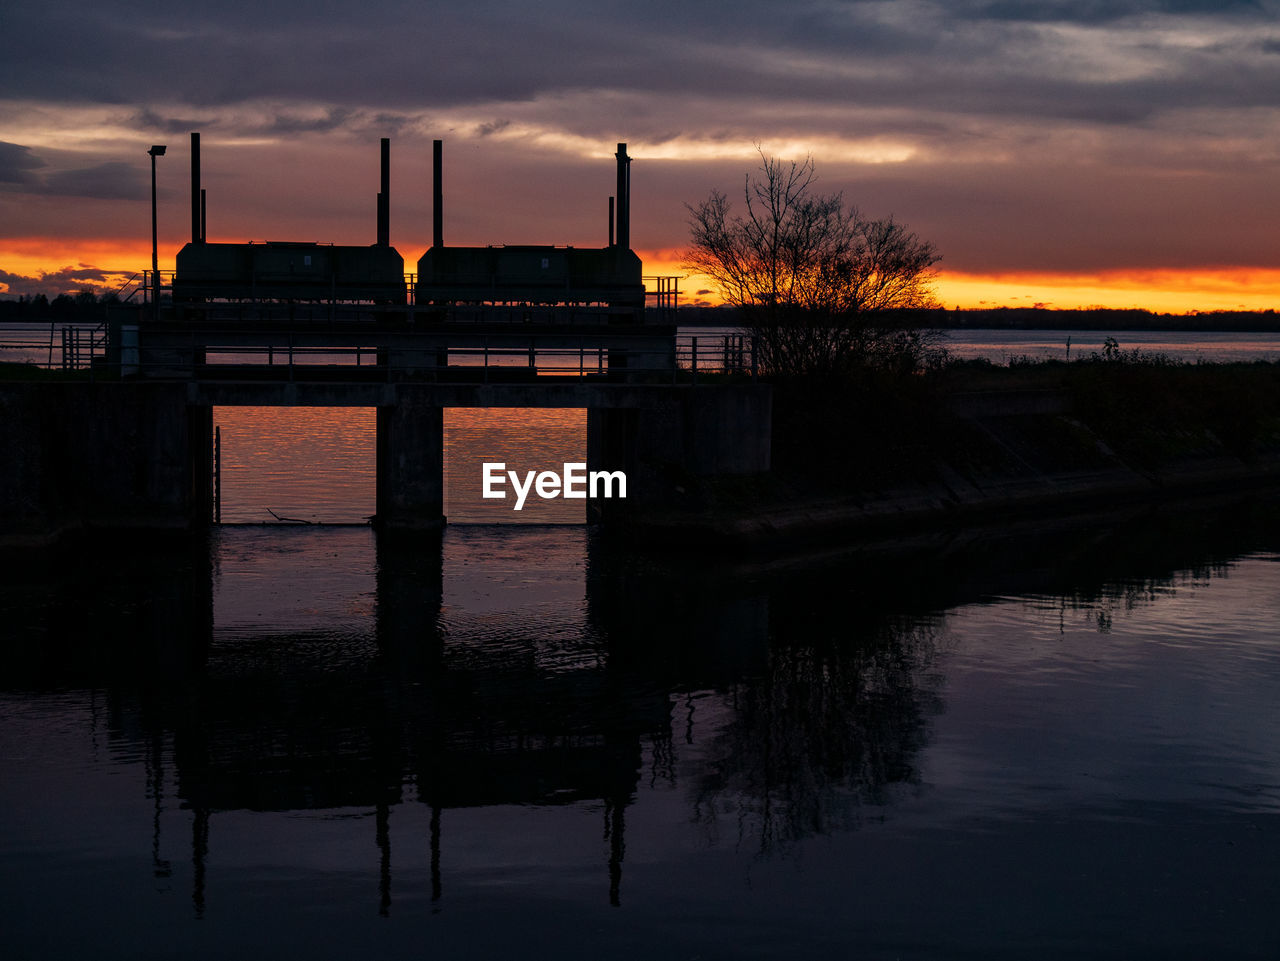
5;399;1280;957
213;407;586;524
679;326;1280;365
937;328;1280;364
5;324;1280;370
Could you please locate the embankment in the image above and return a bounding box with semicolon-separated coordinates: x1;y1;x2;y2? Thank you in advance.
620;360;1280;548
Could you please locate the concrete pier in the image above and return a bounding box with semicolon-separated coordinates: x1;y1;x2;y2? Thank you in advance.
376;399;445;531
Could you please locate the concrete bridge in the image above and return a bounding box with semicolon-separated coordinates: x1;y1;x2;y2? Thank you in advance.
1;323;771;542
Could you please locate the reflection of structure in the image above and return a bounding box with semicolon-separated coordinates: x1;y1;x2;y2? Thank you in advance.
107;531;683;914
16;499;1277;918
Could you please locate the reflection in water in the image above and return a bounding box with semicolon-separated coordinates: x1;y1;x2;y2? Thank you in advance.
691;615;945;855
2;497;1280;956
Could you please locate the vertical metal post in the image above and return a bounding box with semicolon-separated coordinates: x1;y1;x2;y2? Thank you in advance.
151;151;158;317
432;139;443;249
214;425;221;524
190;132;200;245
614;144;630;252
691;336;698;384
378;137;390;247
148;144;166;321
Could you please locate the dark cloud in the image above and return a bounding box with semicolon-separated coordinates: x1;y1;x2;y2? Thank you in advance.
0;142;44;185
0;263;130;299
43;162;146;200
972;0;1267;22
131;107;220;134
5;0;1277;128
264;107;356;135
0;146;143;199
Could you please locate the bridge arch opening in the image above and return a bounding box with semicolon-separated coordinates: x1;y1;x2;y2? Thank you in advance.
212;406;377;524
208;405;589;527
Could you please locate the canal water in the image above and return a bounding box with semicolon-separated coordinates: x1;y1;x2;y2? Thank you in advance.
3;412;1280;957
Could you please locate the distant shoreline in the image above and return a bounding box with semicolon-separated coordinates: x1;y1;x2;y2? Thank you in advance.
672;305;1280;333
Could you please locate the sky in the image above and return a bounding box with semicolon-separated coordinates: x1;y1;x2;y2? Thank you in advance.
3;0;1280;310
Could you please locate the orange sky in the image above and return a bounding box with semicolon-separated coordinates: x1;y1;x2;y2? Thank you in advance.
638;254;1280;314
5;237;1280;314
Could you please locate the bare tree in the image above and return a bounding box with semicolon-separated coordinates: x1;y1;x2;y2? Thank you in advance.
685;151;943;378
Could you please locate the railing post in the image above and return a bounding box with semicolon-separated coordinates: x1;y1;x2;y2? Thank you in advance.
214;425;222;524
691;336;698;385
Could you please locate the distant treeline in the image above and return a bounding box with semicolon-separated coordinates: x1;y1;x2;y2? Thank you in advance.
7;293;1277;331
674;305;1280;332
0;292;139;323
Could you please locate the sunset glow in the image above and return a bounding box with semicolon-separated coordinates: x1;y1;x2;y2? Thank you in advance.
934;269;1280;314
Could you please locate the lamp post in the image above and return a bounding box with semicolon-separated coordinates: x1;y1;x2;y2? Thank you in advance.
148;145;166;321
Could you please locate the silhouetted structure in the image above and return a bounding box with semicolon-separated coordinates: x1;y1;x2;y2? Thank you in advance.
173;135;407;305
168;135;644;320
415;141;645;323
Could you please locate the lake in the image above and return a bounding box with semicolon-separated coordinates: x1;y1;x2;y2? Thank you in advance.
4;323;1280;371
3;398;1280;957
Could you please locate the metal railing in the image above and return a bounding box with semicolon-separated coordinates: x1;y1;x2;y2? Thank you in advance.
675;333;757;382
0;322;110;373
1;323;758;384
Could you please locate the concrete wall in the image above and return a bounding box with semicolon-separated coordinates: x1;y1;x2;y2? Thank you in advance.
0;383;207;543
587;384;773;523
680;385;772;475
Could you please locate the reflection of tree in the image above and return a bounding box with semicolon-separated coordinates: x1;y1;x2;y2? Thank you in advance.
1052;561;1232;635
691;615;945;854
